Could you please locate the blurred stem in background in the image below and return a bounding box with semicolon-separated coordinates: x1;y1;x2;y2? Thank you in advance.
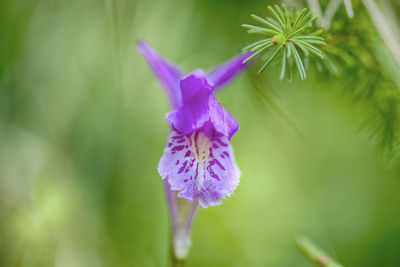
296;235;344;267
307;0;353;29
301;0;400;159
361;0;400;67
306;0;400;68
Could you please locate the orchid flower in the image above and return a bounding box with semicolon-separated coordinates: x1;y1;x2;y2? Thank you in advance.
137;40;252;263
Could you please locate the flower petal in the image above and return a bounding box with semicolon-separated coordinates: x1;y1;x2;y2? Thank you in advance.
136;40;184;108
166;70;212;135
207;52;253;91
180;69;213;103
158;129;240;208
208;95;239;140
166;70;239;139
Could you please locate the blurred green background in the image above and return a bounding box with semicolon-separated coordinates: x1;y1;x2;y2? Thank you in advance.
1;0;400;266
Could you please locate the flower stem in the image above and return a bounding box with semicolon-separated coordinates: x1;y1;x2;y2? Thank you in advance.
164;180;179;232
169;233;188;267
185;201;199;235
164;181;199;265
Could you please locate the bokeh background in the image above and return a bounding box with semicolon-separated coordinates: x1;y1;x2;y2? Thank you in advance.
1;0;400;266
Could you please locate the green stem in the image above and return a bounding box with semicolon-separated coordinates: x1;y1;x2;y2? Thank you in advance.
169;233;188;267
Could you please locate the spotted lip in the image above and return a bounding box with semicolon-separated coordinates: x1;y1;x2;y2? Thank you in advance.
158;128;240;208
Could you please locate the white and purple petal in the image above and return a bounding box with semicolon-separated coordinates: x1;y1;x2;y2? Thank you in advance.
158;129;240;208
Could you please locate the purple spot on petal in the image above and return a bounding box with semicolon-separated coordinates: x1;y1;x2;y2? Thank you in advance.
216;139;228;147
207;159;227;181
207;169;220;180
194;164;199;180
209;148;214;158
175;160;180;165
178;161;187;174
185;150;191;157
211;159;226;171
172;145;185;152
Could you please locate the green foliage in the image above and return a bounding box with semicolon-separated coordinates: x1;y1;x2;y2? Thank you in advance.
242;5;325;80
245;1;400;159
313;2;400;158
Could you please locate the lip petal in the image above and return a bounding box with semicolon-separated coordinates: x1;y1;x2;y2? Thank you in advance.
158;129;241;208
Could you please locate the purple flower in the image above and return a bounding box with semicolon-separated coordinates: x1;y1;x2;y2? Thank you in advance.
137;40;252;208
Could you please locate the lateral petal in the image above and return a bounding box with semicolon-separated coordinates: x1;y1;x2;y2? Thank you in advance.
208;95;239;140
136;40;184;108
207;52;253;91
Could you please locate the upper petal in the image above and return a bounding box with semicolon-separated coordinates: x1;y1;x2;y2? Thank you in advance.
207;52;254;92
166;71;212;135
166;70;239;139
180;69;213;103
166;104;210;135
136;40;184;108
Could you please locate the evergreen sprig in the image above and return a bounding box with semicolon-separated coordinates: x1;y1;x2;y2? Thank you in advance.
242;5;325;80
